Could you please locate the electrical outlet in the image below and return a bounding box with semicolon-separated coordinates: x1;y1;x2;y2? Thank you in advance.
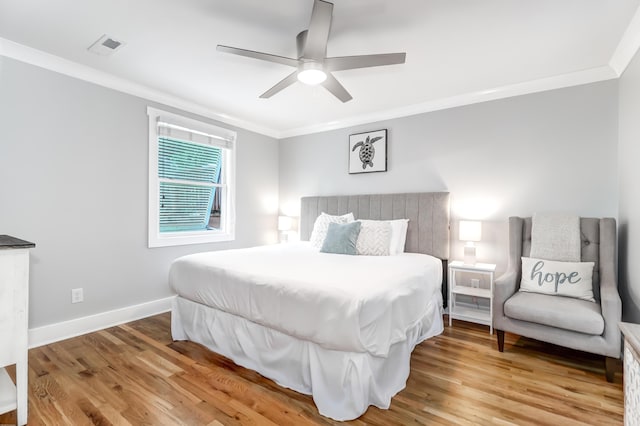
471;279;480;288
71;288;83;304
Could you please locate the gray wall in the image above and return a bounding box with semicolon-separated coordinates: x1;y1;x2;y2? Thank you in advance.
0;57;279;328
619;49;640;322
279;81;619;276
0;53;625;327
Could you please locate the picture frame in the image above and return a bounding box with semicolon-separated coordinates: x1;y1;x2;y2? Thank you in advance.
348;129;387;174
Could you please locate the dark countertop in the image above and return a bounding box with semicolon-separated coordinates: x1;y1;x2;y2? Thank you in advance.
0;235;36;249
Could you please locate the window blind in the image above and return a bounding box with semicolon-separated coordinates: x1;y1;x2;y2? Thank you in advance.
158;137;222;232
158;137;221;183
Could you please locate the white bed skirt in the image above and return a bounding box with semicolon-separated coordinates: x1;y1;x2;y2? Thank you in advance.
171;296;443;421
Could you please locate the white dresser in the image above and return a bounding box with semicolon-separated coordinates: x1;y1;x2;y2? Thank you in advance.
620;322;640;426
0;235;35;426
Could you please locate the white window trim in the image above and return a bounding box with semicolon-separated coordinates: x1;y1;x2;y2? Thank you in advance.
147;107;236;248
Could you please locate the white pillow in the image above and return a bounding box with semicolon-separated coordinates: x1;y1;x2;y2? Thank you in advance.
309;212;355;248
388;219;409;255
519;257;595;302
356;220;392;256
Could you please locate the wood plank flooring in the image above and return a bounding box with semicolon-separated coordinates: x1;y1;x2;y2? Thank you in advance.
0;314;624;425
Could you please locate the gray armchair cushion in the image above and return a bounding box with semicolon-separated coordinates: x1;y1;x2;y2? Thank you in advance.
504;291;604;335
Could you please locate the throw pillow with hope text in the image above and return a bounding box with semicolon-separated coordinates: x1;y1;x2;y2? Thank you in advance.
519;257;595;302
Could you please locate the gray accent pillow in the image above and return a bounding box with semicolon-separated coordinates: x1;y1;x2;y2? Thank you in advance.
320;221;362;255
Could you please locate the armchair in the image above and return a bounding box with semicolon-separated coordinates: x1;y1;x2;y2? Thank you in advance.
493;217;622;382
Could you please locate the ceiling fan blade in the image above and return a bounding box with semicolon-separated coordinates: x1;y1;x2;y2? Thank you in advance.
321;73;352;103
325;53;406;71
217;45;299;68
259;71;299;99
303;0;333;60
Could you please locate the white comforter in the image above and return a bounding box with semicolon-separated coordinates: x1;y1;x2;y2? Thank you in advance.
169;242;443;356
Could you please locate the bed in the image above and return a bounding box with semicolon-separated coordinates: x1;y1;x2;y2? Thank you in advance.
170;192;450;420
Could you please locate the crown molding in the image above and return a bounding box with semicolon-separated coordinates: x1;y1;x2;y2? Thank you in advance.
0;37;628;140
609;4;640;77
279;66;618;138
0;37;280;138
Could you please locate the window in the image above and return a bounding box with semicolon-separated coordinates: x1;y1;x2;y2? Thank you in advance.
148;107;236;247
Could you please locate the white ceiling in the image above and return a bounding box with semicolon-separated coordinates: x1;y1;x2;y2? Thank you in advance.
1;0;639;137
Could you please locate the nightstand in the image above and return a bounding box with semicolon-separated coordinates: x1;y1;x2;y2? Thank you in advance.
448;260;496;334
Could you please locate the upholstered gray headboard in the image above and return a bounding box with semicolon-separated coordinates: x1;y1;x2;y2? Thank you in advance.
300;192;450;260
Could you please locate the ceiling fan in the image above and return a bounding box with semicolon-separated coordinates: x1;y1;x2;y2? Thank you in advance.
217;0;406;103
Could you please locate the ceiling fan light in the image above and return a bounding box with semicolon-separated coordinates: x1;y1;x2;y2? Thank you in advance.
298;69;327;85
297;62;327;85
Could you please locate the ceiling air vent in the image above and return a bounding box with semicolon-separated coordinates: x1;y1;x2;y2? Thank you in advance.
87;34;125;56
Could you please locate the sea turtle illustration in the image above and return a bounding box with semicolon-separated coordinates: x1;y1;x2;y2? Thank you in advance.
352;135;382;169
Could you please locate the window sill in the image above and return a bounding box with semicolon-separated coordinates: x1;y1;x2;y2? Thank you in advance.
148;230;235;248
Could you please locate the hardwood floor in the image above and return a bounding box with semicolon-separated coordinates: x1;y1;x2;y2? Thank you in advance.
0;314;624;425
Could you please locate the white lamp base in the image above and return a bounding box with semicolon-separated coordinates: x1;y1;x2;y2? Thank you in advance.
463;244;477;265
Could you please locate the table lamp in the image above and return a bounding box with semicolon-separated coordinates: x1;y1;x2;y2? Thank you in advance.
278;215;293;242
459;220;481;265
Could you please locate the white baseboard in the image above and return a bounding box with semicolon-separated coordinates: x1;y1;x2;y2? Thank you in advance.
28;296;176;349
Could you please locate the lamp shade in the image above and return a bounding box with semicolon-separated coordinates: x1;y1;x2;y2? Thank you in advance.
278;216;293;232
459;220;481;242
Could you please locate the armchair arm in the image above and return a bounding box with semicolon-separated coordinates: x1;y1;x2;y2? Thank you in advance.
600;279;622;356
493;269;519;322
598;217;621;357
493;217;524;328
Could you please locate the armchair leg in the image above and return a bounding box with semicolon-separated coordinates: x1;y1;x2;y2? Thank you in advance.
605;357;616;383
497;330;505;352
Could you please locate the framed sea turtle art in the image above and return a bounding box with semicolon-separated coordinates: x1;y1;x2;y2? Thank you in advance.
348;129;387;174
